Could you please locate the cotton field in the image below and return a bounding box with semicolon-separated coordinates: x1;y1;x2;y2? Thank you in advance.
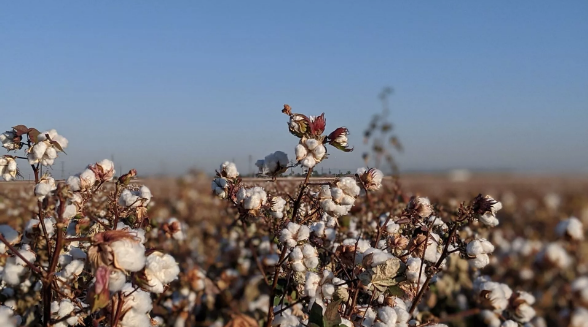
0;110;587;327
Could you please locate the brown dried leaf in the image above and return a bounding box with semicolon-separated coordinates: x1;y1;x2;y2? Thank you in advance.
12;125;29;136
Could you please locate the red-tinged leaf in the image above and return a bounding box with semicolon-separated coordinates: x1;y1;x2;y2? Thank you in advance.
27;128;40;143
51;140;67;154
12;125;29;136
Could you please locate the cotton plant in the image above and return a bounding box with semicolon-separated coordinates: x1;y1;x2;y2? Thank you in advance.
205;106;539;327
0;124;183;327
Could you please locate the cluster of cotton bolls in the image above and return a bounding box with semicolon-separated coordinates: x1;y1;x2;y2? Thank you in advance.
466;238;495;269
118;186;153;208
256;151;289;176
27;129;68;166
205;108;545;327
474;276;537;326
237;186;268;211
0;131;20;151
0;305;22;327
280;222;310;248
295;138;327;169
0;156;18;181
319;177;361;217
67;159;116;192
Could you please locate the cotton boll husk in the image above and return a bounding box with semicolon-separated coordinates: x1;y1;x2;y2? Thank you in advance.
111;240;146;272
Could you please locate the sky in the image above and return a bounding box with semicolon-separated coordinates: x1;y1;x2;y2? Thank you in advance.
1;1;587;177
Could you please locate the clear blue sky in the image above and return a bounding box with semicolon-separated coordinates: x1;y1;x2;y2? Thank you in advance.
1;1;587;177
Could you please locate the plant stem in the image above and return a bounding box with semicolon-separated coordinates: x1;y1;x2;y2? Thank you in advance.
292;168;313;222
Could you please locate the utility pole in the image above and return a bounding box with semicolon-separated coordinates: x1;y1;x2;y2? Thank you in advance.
61;161;65;180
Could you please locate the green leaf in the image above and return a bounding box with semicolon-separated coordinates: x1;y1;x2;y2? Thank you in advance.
309;303;325;327
308;301;343;327
387;284;405;297
323;300;343;327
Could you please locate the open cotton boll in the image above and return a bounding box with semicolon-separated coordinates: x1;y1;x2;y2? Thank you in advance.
15;244;36;266
119;309;151;327
555;217;584;241
122;283;153;314
1;258;26;285
109;269;127;292
111;239;146;272
32;142;48;160
300;156;316;169
79;169;97;189
67;176;81;192
45;147;58;159
0;225;20;254
62;260;85;279
312;144;326;161
305;138;319;151
145;252;180;284
295;144;308;161
377;306;398;325
220;161;239;178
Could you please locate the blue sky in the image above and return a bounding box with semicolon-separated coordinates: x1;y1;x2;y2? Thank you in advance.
1;1;587;177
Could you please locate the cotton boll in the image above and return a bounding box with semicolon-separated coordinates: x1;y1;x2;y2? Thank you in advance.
122;283;153;314
45;147;58;159
106;269;127;292
300;156;316;169
62;260;85;279
377;306;398;324
312;144;326;161
1;259;26;285
220;161;239;178
119;309;151;327
305;138;319;151
295;144;308;161
555;217;584;241
111;240;146;272
303;256;319;269
470;254;490;269
501;320;518;327
322;284;335;299
32;142;48;160
62;204;77;220
79;169;97;189
146;252;180;284
67;176;81;192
